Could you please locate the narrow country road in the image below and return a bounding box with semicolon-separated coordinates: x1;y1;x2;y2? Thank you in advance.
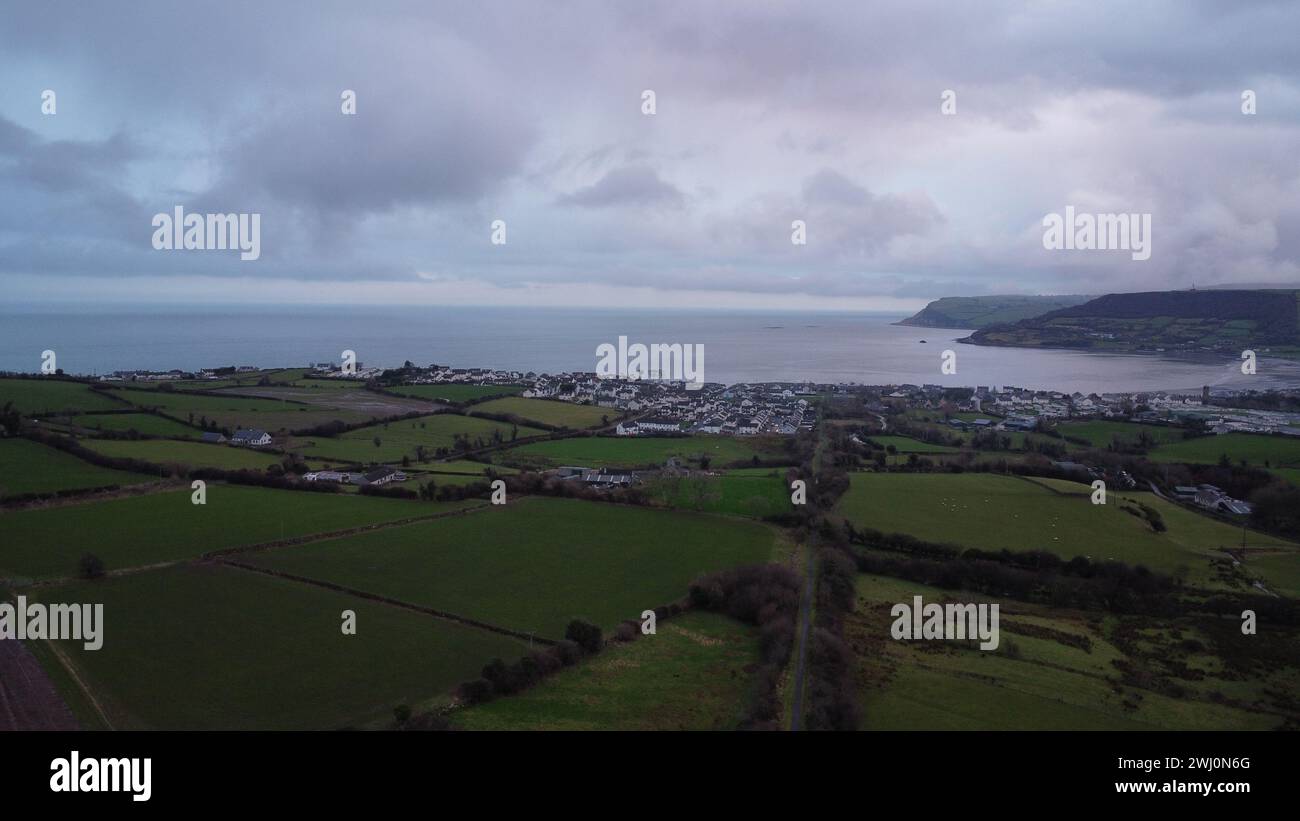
789;549;816;731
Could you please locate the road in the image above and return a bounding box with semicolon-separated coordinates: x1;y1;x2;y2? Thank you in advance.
789;549;816;731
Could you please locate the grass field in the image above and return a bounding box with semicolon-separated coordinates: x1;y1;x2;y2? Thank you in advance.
113;387;377;432
50;412;201;438
453;611;759;730
1055;420;1186;448
245;496;776;638
836;472;1300;590
851;573;1289;729
79;438;282;471
645;474;790;518
0;485;471;581
0;379;129;415
389;384;524;403
866;435;961;453
296;414;545;463
1149;432;1300;467
37;563;525;729
471;397;612;429
496;435;791;469
0;439;152;498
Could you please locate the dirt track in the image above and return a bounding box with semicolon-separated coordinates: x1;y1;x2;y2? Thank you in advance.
0;639;79;730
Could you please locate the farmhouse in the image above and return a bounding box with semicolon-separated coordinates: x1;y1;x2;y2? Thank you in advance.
230;428;272;447
361;467;407;486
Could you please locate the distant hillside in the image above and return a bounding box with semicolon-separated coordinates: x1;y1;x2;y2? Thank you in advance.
895;295;1091;329
961;289;1300;357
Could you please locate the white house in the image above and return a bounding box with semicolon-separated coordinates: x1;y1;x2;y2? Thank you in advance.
231;428;272;447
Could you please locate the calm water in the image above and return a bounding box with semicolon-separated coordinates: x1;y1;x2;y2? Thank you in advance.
1;305;1296;394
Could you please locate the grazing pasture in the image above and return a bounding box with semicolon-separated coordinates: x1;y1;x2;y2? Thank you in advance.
453;612;759;730
79;438;282;471
471;397;611;429
389;384;525;403
0;485;469;580
0;380;128;415
836;472;1299;590
297;414;545;463
1149;432;1300;467
37;564;524;729
850;574;1288;730
245;497;776;638
496;435;790;469
0;439;152;498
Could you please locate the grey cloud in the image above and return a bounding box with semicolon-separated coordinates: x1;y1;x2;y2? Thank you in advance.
557;166;685;208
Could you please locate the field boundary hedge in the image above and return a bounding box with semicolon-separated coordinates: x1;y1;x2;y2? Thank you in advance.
219;557;557;645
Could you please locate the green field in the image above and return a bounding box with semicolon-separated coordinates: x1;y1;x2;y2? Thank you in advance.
297;414;546;463
472;397;612;429
245;496;776;638
425;459;517;475
37;563;524;729
0;379;128;415
453;611;759;730
112;387;374;432
836;472;1300;590
50;412;202;438
645;474;790;518
867;435;961;453
1149;432;1300;467
79;438;282;470
1055;420;1186;448
389;384;524;403
0;439;152;498
0;485;470;581
851;573;1288;730
497;435;790;469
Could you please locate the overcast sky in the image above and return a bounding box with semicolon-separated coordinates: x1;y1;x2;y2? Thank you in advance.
2;0;1298;311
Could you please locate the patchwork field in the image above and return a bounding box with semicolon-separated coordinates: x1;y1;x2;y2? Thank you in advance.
850;574;1290;730
245;496;776;638
49;412;202;438
1149;432;1300;467
0;485;471;581
0;379;129;415
471;397;612;429
836;472;1300;590
496;434;791;469
217;386;436;418
37;564;524;729
646;474;790;518
296;414;546;463
113;388;378;432
453;611;759;730
1055;420;1186;448
389;384;525;403
0;439;152;499
866;435;961;453
79;438;282;471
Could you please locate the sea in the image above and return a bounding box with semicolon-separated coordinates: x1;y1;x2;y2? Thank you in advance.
1;304;1297;395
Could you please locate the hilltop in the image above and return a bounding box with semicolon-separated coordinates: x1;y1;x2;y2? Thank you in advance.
894;294;1091;329
961;289;1300;357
